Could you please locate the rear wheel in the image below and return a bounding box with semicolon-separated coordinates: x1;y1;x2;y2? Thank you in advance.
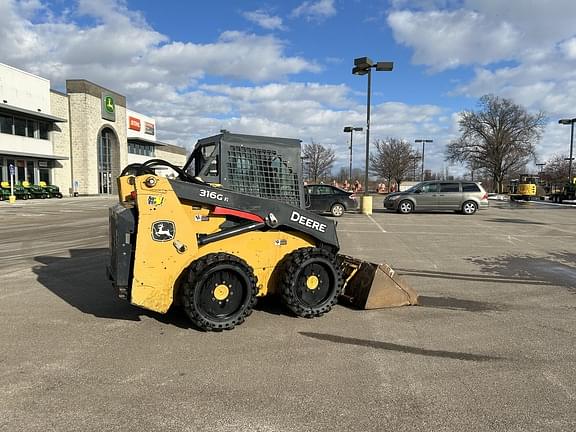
279;247;343;317
398;200;413;214
330;203;345;217
462;201;477;215
182;253;257;331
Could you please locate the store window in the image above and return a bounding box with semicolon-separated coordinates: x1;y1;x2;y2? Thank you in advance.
0;114;12;134
16;160;25;182
39;122;49;140
39;161;50;183
26;120;38;138
128;142;154;156
0;114;50;139
14;117;26;136
26;160;35;183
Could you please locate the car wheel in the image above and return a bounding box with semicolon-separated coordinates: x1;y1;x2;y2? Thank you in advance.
462;201;477;215
330;203;345;217
398;200;413;214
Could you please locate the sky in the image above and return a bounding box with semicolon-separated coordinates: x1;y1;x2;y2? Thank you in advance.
2;0;576;177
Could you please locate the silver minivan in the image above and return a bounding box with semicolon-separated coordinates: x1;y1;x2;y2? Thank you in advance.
383;181;489;214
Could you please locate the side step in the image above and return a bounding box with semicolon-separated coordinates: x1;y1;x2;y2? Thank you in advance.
338;255;419;309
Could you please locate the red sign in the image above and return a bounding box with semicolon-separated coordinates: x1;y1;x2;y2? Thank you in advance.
145;121;155;135
129;116;141;131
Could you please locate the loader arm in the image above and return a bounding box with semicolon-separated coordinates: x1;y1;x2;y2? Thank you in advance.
168;179;339;252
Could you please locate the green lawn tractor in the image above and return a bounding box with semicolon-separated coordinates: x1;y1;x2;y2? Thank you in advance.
22;181;48;199
38;181;63;198
0;181;32;200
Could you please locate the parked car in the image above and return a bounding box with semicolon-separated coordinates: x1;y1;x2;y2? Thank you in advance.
305;184;357;217
383;180;489;214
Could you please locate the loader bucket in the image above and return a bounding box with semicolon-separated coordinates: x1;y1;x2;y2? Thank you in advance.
338;255;419;309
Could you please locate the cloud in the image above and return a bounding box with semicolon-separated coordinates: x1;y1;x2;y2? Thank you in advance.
242;9;285;30
388;10;520;71
291;0;336;22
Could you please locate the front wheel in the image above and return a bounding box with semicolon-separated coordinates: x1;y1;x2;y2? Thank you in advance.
398;200;413;214
182;253;258;331
330;203;345;217
279;248;343;318
462;201;478;215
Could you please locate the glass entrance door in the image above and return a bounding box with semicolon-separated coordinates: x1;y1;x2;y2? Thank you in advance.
98;129;114;194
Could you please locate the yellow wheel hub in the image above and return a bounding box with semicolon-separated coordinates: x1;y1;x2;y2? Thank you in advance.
214;284;230;301
306;275;319;290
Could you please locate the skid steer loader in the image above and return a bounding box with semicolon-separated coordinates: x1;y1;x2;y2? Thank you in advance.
108;132;418;331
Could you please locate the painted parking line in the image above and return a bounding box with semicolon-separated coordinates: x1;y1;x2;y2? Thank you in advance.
367;214;386;233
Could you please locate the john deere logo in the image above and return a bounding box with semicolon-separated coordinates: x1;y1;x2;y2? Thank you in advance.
105;96;115;113
101;92;117;121
151;220;175;242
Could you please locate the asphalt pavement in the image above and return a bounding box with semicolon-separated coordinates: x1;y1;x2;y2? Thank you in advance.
0;196;575;431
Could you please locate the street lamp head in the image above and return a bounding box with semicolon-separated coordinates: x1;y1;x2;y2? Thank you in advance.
559;118;576;124
354;57;374;68
344;126;363;132
352;66;369;75
415;139;433;143
375;61;394;71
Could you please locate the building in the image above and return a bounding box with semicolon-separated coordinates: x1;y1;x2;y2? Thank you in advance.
0;63;187;196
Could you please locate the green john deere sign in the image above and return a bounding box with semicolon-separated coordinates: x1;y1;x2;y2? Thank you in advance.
101;92;116;121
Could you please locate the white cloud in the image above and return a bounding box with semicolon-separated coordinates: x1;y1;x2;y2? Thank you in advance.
388;10;520;71
242;9;285;30
291;0;336;21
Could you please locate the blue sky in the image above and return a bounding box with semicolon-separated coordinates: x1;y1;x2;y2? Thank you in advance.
2;0;576;176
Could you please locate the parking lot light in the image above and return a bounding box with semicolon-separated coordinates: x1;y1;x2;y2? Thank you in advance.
415;139;433;181
558;118;576;183
352;56;394;214
343;126;363;180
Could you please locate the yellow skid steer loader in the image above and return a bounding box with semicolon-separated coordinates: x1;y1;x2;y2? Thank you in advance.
108;132;418;331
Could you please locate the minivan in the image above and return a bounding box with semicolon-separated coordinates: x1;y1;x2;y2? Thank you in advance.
383;181;489;214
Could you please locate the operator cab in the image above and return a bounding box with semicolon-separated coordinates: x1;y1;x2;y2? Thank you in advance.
183;131;305;208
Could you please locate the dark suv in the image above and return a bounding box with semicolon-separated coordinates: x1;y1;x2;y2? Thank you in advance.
383;181;489;214
305;184;358;217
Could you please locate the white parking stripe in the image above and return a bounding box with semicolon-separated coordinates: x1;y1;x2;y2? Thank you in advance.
367;214;386;232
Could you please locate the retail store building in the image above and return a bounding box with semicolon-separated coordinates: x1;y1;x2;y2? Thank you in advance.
0;63;187;196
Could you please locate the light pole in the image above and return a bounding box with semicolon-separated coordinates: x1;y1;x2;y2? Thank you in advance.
415;139;433;181
343;126;363;181
558;118;576;183
352;57;393;213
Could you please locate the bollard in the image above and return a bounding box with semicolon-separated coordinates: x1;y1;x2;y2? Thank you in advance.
9;195;16;204
361;195;372;215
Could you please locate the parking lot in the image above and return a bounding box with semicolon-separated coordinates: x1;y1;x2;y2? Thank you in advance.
1;197;575;432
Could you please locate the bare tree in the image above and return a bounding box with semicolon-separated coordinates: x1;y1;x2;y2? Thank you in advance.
540;154;571;186
302;140;336;183
446;95;545;193
370;138;417;190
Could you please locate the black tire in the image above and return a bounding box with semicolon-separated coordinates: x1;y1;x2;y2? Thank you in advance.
182;253;258;331
279;247;343;318
462;200;477;215
330;203;345;217
398;200;413;214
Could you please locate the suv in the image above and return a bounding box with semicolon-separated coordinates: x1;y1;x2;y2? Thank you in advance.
383;181;489;215
305;184;358;217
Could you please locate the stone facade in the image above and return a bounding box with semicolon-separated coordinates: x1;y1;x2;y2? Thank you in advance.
49;90;72;194
67;80;128;195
